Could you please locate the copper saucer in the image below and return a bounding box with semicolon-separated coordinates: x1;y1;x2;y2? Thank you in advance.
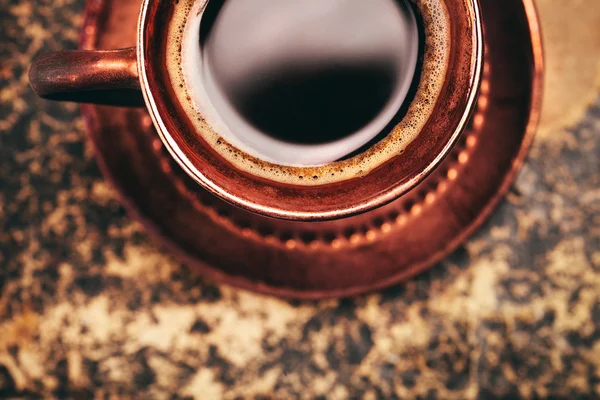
79;0;543;299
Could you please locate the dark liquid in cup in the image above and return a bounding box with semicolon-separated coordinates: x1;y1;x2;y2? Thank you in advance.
200;0;419;159
224;63;397;145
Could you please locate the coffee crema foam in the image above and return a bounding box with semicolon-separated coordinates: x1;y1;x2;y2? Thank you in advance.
167;0;450;186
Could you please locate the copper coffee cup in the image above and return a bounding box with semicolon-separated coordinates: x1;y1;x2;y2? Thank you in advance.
30;0;483;221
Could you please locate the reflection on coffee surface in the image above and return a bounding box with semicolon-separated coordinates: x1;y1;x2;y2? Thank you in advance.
212;62;397;146
201;0;415;163
168;0;450;184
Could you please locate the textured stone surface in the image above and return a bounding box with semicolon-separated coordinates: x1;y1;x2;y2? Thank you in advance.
0;0;599;399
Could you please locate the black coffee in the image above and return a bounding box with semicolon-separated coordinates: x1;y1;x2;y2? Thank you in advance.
223;63;397;145
199;0;419;163
171;0;450;180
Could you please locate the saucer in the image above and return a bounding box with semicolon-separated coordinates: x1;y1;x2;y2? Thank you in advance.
79;0;542;299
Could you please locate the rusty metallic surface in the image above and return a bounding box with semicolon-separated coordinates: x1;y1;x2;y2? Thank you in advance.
139;0;484;221
76;0;543;299
3;0;598;396
29;47;140;105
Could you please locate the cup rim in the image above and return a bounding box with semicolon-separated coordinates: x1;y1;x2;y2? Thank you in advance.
138;0;484;221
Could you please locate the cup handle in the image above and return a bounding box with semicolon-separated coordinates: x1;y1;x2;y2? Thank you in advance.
29;47;143;106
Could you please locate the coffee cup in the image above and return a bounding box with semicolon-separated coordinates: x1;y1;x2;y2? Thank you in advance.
30;0;483;221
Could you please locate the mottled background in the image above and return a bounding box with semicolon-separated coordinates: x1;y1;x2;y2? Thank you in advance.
0;0;599;399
